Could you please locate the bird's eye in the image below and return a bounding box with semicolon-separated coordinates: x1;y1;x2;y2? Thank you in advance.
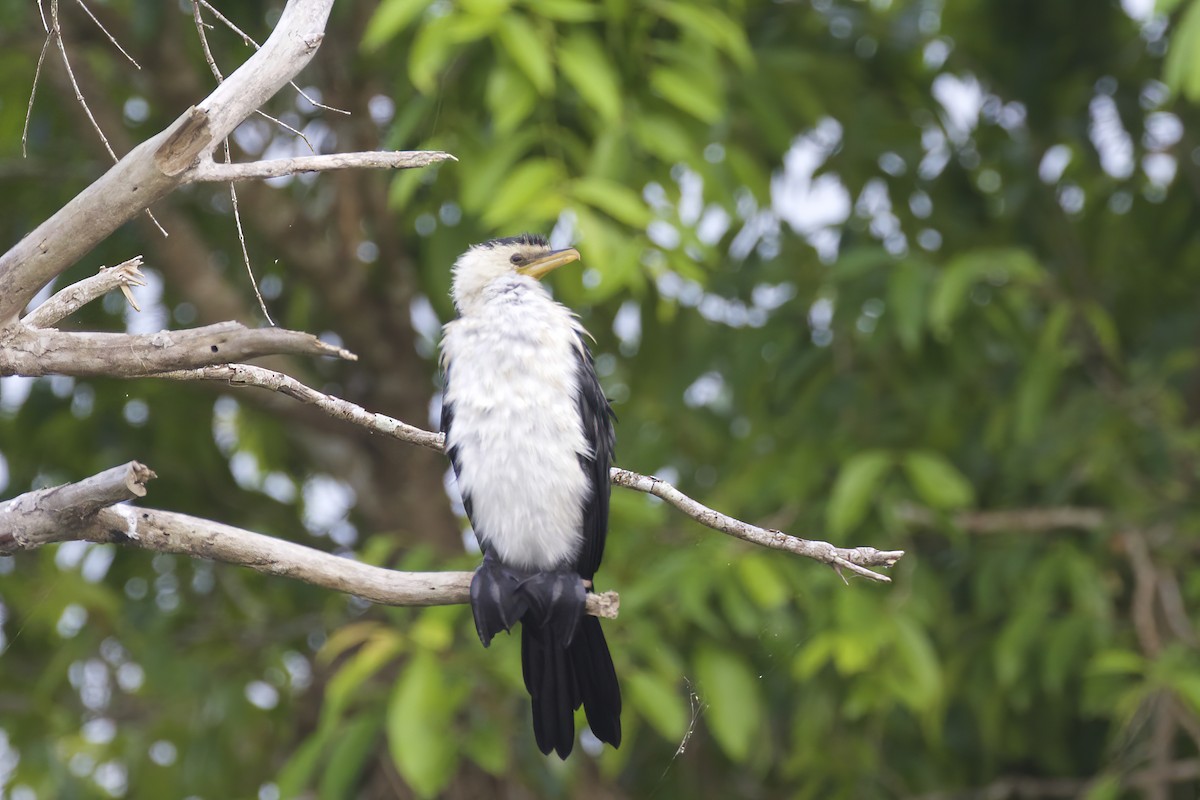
510;253;525;265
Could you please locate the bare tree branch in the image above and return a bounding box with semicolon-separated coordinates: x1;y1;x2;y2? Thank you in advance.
187;150;458;181
157;363;444;449
609;468;903;582
21;256;145;328
0;0;347;325
156;362;905;581
0;321;355;377
0;460;154;549
0;462;618;619
197;0;350;115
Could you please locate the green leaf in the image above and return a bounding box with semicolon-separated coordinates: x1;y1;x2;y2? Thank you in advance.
736;553;789;609
901;451;974;510
559;31;623;123
827;450;893;536
459;129;538;213
410;606;459;652
652;1;754;69
1164;1;1200;98
481;158;565;227
929;248;1042;338
1013;304;1071;443
1084;775;1121;800
695;646;762;762
486;64;538;134
408;17;457;94
318;621;387;666
409;15;498;93
319;716;383;800
627;671;687;740
323;632;405;726
464;718;509;775
459;0;512;13
274;728;329;798
649;67;723;123
572;177;652;227
496;15;553;94
888;259;930;354
524;0;602;20
631;113;695;163
892;617;943;711
386;653;459;799
1087;649;1145;676
793;633;836;680
1167;671;1200;715
362;0;430;51
1081;301;1121;361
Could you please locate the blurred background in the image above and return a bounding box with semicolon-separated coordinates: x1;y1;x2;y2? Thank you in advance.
2;0;1200;797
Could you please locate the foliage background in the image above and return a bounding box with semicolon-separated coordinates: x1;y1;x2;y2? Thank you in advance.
2;0;1200;797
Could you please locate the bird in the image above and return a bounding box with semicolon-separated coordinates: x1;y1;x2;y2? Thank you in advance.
438;233;621;759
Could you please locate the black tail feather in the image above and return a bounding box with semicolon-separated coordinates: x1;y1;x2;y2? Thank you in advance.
469;556;529;647
521;612;621;758
572;615;622;747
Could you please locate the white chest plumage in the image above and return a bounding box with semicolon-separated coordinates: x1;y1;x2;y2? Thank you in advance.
441;276;592;571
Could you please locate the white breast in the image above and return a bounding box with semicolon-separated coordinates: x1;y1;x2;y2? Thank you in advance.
441;276;591;571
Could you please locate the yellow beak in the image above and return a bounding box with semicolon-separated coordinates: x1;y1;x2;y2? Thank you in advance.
517;247;581;280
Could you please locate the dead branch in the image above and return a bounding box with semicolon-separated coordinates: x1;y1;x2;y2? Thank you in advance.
156;363;444;450
0;462;618;619
0;321;355;378
0;461;154;549
157;362;904;581
187;150;457;181
21;256;145;328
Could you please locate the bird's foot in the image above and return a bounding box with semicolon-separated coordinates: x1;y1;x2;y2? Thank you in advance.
516;571;587;647
470;555;530;647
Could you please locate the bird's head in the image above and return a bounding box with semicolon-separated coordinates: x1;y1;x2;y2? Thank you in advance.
451;233;581;314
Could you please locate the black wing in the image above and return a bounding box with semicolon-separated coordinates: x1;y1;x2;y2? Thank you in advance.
440;366;474;525
573;334;616;580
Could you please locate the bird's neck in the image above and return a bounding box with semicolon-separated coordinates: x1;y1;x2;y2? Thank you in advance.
454;273;552;316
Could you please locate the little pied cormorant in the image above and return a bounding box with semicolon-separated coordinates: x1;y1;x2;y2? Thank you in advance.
439;234;620;759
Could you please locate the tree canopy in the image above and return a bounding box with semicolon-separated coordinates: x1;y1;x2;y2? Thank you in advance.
2;0;1200;797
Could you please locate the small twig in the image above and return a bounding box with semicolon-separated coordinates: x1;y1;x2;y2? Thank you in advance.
198;0;350;115
190;1;313;150
224;140;275;325
191;0;224;82
73;0;141;68
22;35;52;157
187;150;457;182
50;0;166;236
255;109;315;151
190;0;283;325
610;468;902;582
51;0;116;162
1157;569;1198;647
156;363;902;577
157;363;444;449
1125;530;1163;658
22;256;146;328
